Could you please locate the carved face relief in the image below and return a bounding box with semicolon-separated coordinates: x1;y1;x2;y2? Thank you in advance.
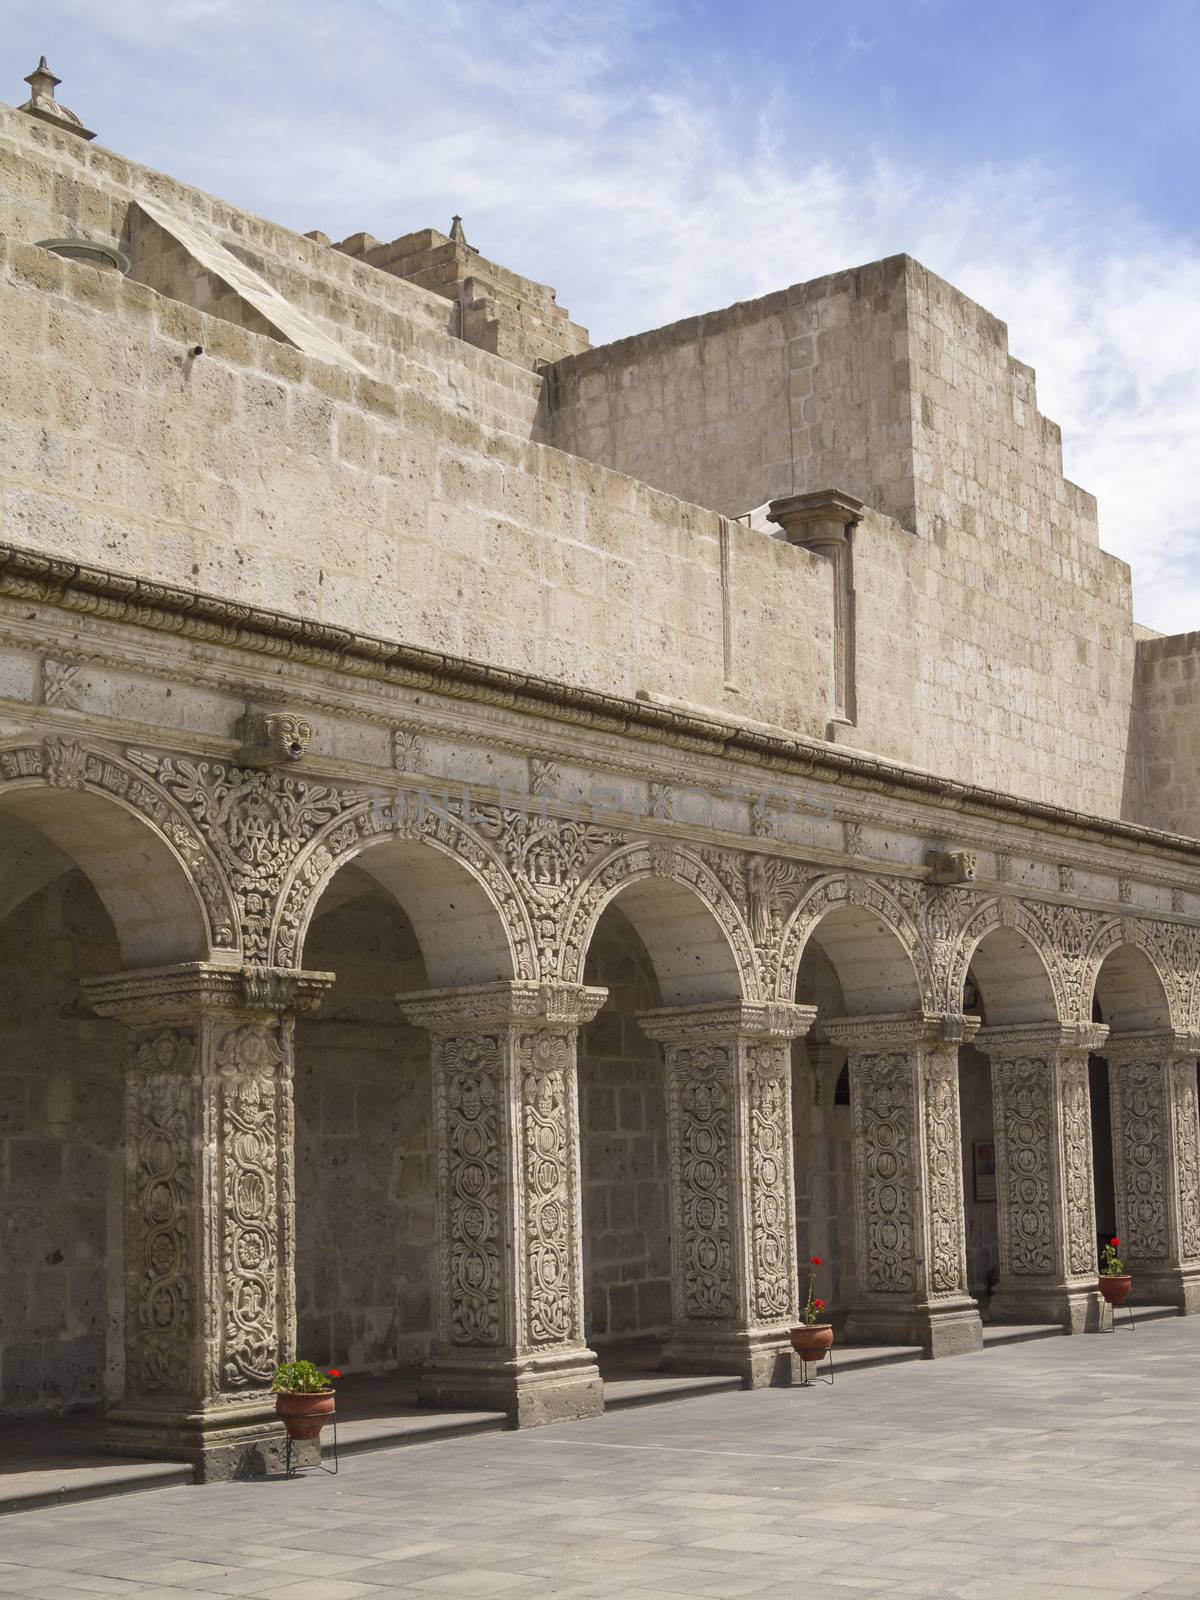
239;712;314;767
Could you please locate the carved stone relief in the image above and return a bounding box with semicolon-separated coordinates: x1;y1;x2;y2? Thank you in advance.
745;1041;797;1323
518;1029;581;1347
1111;1058;1168;1261
434;1030;504;1346
0;741;238;951
1172;1060;1200;1262
128;751;357;962
125;1029;196;1398
990;1056;1055;1277
850;1052;918;1295
669;1041;736;1320
1059;1053;1097;1278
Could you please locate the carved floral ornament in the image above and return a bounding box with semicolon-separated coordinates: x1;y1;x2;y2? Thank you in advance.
0;738;239;954
6;739;1200;1021
555;838;764;1000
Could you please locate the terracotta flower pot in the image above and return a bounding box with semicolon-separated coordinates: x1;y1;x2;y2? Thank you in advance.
1098;1274;1132;1308
790;1323;834;1363
275;1388;336;1441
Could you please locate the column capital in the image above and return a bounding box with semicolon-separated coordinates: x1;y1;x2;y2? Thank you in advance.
638;1000;816;1046
976;1021;1108;1060
766;488;864;549
1104;1029;1200;1066
83;962;335;1023
824;1011;980;1051
400;980;607;1033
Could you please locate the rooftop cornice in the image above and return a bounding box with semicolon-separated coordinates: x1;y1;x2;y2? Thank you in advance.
2;538;1198;865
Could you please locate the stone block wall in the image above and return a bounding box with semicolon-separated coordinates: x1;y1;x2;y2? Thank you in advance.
546;254;1138;817
547;259;914;528
0;142;833;738
1126;632;1200;838
335;226;590;370
0;104;1172;825
294;887;435;1373
579;909;672;1344
0;871;124;1416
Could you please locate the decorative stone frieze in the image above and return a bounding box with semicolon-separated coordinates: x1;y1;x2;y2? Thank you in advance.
399;980;607;1426
82;963;334;1479
126;748;361;962
639;1000;816;1386
1105;1031;1200;1312
0;739;239;955
824;1012;982;1356
975;1022;1108;1332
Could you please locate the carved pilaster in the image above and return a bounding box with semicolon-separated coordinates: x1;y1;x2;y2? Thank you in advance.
1106;1032;1200;1313
639;1001;815;1387
83;963;334;1478
399;980;607;1426
976;1022;1108;1332
825;1013;982;1356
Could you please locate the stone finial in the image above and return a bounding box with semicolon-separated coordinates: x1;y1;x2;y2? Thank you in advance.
766;489;864;549
449;214;467;245
19;56;96;141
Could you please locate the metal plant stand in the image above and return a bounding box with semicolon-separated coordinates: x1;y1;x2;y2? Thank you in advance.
797;1349;834;1387
283;1410;339;1478
1099;1299;1136;1334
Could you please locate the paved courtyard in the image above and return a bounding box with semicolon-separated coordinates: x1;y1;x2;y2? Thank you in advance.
2;1322;1199;1599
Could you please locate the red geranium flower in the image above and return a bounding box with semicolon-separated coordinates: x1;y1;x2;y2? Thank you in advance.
814;1299;825;1311
1110;1238;1120;1248
810;1255;822;1267
328;1368;342;1378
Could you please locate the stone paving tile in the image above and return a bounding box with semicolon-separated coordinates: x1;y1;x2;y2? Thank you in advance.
5;1323;1200;1598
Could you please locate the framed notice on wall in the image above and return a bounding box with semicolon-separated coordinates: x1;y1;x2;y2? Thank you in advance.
973;1140;997;1202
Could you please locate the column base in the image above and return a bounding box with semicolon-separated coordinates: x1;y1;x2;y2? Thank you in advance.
988;1282;1100;1333
1128;1265;1200;1313
104;1395;285;1482
419;1346;603;1427
844;1297;982;1357
660;1327;798;1387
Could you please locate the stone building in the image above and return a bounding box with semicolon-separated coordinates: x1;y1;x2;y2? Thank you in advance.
2;62;1200;1480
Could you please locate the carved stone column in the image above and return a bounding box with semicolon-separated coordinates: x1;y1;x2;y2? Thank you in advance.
638;1001;816;1387
1106;1031;1200;1312
399;980;607;1427
83;963;334;1479
975;1022;1108;1332
824;1013;982;1356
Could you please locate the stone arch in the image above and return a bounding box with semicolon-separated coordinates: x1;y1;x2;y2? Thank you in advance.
949;899;1068;1025
779;875;928;1012
272;795;535;983
1085;925;1175;1034
952;902;1062;1025
559;841;756;1003
0;738;233;964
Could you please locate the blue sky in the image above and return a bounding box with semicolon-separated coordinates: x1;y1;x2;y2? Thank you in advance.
5;1;1199;633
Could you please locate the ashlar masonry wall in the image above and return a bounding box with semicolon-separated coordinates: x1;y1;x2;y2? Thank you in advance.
0;872;125;1416
1126;632;1200;840
294;886;436;1374
548;255;1138;818
0;104;1158;821
579;910;672;1345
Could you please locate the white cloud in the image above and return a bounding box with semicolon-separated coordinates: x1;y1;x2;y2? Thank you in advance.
59;0;1200;632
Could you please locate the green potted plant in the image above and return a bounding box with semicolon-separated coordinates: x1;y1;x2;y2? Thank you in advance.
271;1360;340;1442
1098;1236;1132;1307
790;1255;834;1363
